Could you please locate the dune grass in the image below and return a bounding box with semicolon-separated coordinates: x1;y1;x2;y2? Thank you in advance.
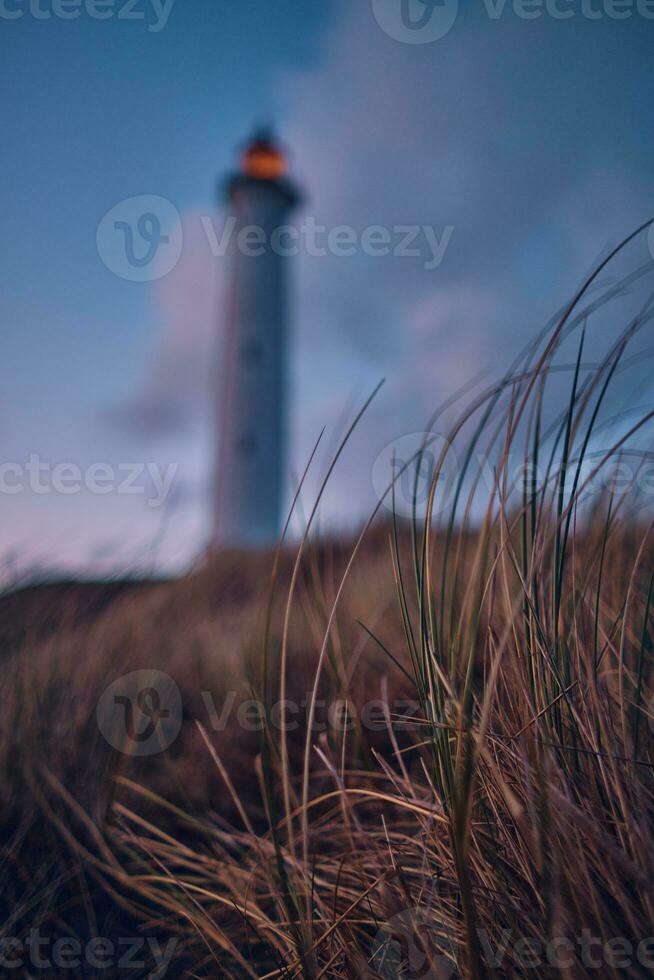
2;223;654;977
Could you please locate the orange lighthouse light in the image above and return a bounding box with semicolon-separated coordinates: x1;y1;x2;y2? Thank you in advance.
241;133;288;180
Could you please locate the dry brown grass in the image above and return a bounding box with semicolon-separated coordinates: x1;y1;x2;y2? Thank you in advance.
2;226;654;977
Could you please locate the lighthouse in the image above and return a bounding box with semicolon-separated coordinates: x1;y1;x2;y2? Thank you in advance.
213;131;301;547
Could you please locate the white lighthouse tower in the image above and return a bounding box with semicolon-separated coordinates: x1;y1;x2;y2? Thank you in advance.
213;131;301;548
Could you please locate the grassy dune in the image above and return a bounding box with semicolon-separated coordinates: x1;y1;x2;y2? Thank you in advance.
2;230;654;977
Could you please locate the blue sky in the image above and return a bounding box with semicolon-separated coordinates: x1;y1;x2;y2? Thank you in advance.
1;0;653;578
